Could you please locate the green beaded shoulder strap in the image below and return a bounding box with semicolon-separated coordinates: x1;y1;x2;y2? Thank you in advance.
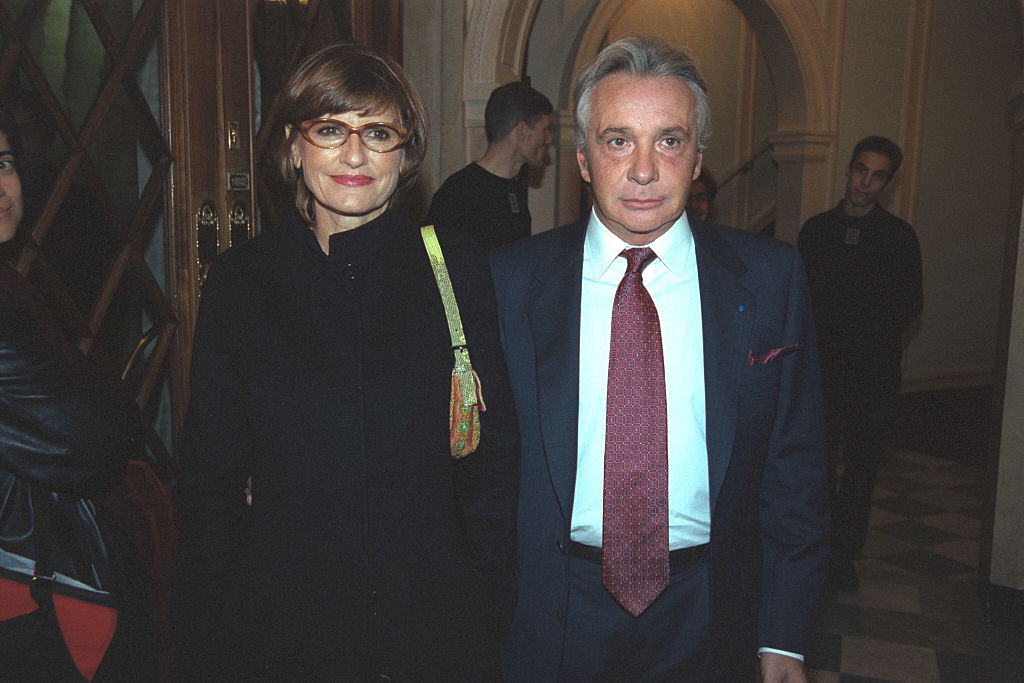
420;226;481;446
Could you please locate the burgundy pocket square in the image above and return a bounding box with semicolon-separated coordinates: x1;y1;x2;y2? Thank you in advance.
748;343;799;365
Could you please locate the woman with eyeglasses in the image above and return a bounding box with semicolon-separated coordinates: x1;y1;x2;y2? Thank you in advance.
175;44;518;680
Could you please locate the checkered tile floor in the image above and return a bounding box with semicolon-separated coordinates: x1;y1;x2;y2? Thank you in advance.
806;449;1024;681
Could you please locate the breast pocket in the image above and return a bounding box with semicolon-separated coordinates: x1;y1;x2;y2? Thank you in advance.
740;343;798;386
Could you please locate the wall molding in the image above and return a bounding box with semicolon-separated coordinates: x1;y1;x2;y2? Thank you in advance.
823;0;846;207
895;0;934;226
902;366;995;393
464;0;540;99
767;131;833;161
734;20;758;229
982;581;1024;630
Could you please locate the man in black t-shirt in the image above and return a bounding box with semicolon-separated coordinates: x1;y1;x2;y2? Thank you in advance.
426;82;552;251
799;136;923;592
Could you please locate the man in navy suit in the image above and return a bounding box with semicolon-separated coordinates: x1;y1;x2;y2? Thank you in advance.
490;35;829;681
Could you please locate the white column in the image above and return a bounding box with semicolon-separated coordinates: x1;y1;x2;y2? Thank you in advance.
989;76;1024;595
767;131;833;244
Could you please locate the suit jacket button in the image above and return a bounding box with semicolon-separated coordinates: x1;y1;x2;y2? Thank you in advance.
557;540;566;554
343;264;359;280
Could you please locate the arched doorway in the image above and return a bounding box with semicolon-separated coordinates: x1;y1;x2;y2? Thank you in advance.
462;0;836;243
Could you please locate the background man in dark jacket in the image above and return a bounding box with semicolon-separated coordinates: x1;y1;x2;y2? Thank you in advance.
426;81;552;250
799;135;923;592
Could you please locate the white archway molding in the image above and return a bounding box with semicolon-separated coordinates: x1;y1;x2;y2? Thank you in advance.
464;0;541;93
731;0;832;132
566;0;832;133
461;0;542;162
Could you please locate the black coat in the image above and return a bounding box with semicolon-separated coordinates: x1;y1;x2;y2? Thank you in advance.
0;264;131;496
176;210;518;680
425;162;531;251
0;263;145;679
798;202;923;393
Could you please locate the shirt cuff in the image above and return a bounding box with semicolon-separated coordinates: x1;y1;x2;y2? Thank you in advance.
757;647;804;662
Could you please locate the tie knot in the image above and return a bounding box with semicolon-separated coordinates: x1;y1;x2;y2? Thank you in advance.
621;247;657;275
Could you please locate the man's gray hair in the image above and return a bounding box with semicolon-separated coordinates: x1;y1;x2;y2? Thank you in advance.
573;34;711;150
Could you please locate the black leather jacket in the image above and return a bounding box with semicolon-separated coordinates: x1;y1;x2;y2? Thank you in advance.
0;263;134;506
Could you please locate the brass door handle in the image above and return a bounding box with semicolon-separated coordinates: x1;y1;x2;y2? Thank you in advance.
229;201;251;247
196;201;219;285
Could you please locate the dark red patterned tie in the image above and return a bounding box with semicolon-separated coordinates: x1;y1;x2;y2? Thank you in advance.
602;246;669;617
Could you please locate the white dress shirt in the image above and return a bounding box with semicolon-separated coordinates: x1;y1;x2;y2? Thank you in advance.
569;210;806;665
571;210;710;550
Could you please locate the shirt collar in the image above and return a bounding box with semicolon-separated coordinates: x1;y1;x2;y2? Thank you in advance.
584;209;695;281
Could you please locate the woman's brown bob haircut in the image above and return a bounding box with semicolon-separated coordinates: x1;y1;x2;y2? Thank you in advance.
276;43;429;225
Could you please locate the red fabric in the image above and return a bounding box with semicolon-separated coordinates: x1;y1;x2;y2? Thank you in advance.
0;576;39;622
602;247;669;617
1;577;117;680
97;460;176;673
111;461;177;592
53;593;118;680
748;343;800;366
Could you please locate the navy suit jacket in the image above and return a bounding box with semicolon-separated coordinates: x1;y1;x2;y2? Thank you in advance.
490;218;829;681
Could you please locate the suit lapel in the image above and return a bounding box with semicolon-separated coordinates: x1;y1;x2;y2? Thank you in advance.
693;223;756;510
528;223;586;519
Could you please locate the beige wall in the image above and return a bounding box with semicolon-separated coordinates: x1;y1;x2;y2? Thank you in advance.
990;3;1024;593
400;0;467;219
992;202;1024;590
908;0;1018;389
833;1;910;205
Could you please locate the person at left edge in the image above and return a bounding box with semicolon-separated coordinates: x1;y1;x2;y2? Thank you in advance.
0;108;147;679
175;43;519;680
